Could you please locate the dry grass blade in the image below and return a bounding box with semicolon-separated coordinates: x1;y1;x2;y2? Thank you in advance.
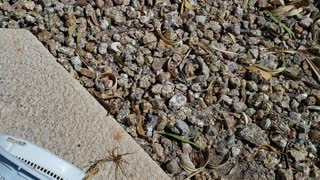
240;79;247;102
263;49;297;55
185;149;211;179
93;91;123;100
227;164;238;175
198;80;214;92
241;112;249;126
68;23;77;39
199;40;239;55
255;63;286;75
156;23;182;46
227;32;237;44
305;58;320;82
246;54;286;78
243;0;250;11
133;104;146;137
75;49;95;72
196;41;216;58
207;151;230;169
90;11;99;27
308;106;320;111
256;144;281;155
267;10;294;38
158;131;200;148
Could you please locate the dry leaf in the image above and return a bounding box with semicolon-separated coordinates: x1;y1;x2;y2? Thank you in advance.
80;68;95;78
227;32;237;44
76;32;83;44
305;58;320;82
246;65;272;80
241;112;249;126
93;91;123;100
287;7;303;16
308;106;320;111
167;58;177;77
156;23;182;46
180;0;185;16
100;72;118;90
90;11;99;27
256;144;281;154
68;23;77;39
271;5;295;16
133;104;146;137
184;0;196;10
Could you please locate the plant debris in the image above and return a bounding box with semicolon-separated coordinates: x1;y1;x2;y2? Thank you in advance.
3;0;320;179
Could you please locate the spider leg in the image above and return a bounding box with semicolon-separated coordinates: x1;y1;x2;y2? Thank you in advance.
118;161;127;177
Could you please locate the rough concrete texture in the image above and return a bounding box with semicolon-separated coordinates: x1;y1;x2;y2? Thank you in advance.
0;29;170;180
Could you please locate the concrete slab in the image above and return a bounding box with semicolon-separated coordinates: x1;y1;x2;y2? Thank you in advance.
0;29;170;180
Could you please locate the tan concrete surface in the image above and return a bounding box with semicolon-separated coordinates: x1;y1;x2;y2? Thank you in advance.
0;29;170;180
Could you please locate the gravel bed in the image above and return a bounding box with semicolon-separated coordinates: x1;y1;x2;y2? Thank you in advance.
1;0;320;179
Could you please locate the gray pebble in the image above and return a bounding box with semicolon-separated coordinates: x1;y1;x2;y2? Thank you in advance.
70;56;82;71
166;158;181;174
100;19;109;30
300;17;313;28
278;168;293;180
237;123;269;146
171;119;190;136
222;95;233;106
195;15;206;25
169;94;187;110
98;43;108;55
232;102;247;112
143;32;157;44
161;83;174;98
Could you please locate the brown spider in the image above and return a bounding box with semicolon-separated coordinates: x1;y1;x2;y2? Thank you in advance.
83;147;133;180
106;147;133;179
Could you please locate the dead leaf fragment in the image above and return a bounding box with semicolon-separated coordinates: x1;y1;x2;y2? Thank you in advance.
156;23;182;46
68;23;77;39
90;11;99;27
100;72;118;90
246;65;272;80
133;104;146;137
80;68;95;78
93;91;123;100
184;0;196;10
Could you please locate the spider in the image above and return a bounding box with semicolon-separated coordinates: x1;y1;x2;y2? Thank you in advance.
106;147;133;179
83;147;133;180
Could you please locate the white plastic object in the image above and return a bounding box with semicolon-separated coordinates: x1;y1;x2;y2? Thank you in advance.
0;134;85;180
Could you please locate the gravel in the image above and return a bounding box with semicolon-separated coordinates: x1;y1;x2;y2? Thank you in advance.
1;0;320;179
